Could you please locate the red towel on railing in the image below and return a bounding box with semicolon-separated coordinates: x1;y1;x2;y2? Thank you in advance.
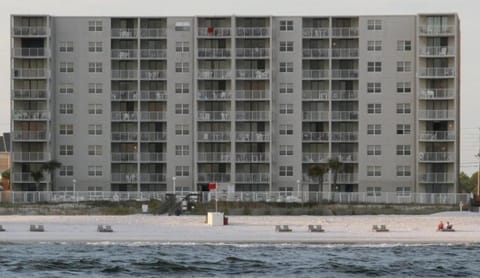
208;27;214;34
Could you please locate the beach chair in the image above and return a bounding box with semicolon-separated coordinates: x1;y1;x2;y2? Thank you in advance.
275;225;292;232
372;224;389;232
97;224;113;233
0;225;5;232
372;225;379;231
30;224;45;232
308;225;325;232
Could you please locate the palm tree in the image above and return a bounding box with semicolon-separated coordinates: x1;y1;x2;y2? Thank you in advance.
328;158;343;192
30;170;44;191
1;169;10;191
41;160;62;191
308;165;328;192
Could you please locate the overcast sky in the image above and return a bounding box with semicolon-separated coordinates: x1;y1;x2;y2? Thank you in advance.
1;0;478;173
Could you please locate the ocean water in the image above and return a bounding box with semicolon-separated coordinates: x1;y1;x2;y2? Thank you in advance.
0;242;477;277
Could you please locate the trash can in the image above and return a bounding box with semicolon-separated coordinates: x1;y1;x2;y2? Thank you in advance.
223;216;228;225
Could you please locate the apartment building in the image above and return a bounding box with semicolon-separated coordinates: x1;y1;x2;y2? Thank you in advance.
10;14;460;195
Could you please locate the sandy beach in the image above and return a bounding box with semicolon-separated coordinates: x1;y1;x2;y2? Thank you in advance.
0;212;479;244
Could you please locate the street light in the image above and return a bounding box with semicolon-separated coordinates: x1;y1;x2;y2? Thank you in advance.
172;176;176;194
72;179;76;201
296;179;300;199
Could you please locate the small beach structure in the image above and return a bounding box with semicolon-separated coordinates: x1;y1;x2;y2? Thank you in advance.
0;225;5;232
30;224;45;232
275;225;292;232
97;224;113;233
372;224;389;232
308;225;325;232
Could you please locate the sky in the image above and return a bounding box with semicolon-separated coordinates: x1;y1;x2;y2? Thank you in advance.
1;0;478;173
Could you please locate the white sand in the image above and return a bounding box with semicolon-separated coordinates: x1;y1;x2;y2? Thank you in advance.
0;212;479;244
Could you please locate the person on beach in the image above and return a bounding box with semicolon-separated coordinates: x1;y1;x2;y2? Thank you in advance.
446;222;453;230
437;221;444;231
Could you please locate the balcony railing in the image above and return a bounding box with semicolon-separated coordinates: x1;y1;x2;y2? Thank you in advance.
111;49;137;59
197;27;231;37
302;132;329;142
111;152;138;162
111;28;137;38
331;48;359;58
198;172;231;182
331;27;359;37
236;27;269;37
331;132;358;142
13;48;48;57
198;111;231;121
197;131;231;141
419;89;455;99
111;111;138;121
235;152;270;162
13;152;50;162
419;172;454;183
140;90;167;101
302;48;329;58
235;173;270;183
303;152;328;163
13;26;48;36
336;173;358;183
140;28;167;38
112;70;137;80
140;173;166;183
198;48;231;58
140;111;167;121
197;90;232;100
236;90;270;100
140;70;166;80
418;67;455;78
140;132;167;141
13;68;48;78
419;46;455;56
236;69;270;79
14;110;49;120
198;69;232;79
331;90;358;100
236;48;269;58
303;111;328;121
12;172;49;183
111;90;137;101
302;90;329;100
418;152;454;162
12;131;48;141
331;111;358;121
112;173;138;183
302;70;329;79
419;25;455;35
418;109;455;120
331;152;358;162
236;111;270;121
13;89;48;99
111;132;138;142
140;152;166;162
140;49;167;59
235;132;270;142
302;27;329;38
331;69;358;79
419;131;456;141
197;152;231;162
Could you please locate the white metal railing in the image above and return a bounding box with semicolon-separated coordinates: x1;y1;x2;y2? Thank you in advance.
235;173;270;183
14;110;49;120
302;152;329;163
331;132;358;142
302;48;329;58
197;131;231;141
140;173;166;182
331;27;359;37
302;132;329;141
419;172;454;183
235;152;269;162
111;90;138;100
419;89;455;99
418;67;455;77
235;132;270;142
14;48;47;57
111;111;138;121
198;48;231;58
140;28;167;37
140;152;166;162
112;173;138;183
419;131;456;141
331;90;358;100
236;48;269;58
13;68;48;78
302;90;329;100
331;69;359;79
236;111;270;121
236;90;270;100
198;173;231;182
302;69;329;79
236;27;269;37
13;152;50;161
236;69;270;79
420;46;455;56
198;111;231;121
303;111;329;121
331;48;359;58
197;90;232;100
198;69;232;79
140;132;167;141
111;49;137;59
331;152;358;162
12;131;48;141
418;109;455;120
140;49;167;58
140;70;166;80
198;27;231;37
111;152;138;162
111;132;138;141
13;26;48;36
302;27;329;37
336;173;358;183
12;172;49;183
418;152;454;162
13;89;47;99
197;152;231;162
112;70;137;79
140;111;167;121
140;90;167;100
111;28;137;38
419;25;455;35
332;111;358;121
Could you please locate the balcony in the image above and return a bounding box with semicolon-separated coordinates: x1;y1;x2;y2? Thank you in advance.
13;89;48;99
418;67;455;78
13;26;48;37
418;109;455;120
13;110;49;121
140;70;166;80
140;28;167;38
112;173;138;183
331;69;358;79
302;132;329;142
331;132;358;142
302;27;329;38
236;111;270;121
111;111;138;121
236;69;269;80
198;48;231;58
331;90;358;100
112;70;137;80
198;111;231;121
235;173;270;183
235;132;270;142
302;90;329;100
331;152;358;163
419;89;455;99
13;172;49;183
419;172;454;183
302;48;329;58
140;111;166;121
111;90;137;101
197;152;231;162
419;46;455;57
12;131;48;141
140;49;167;59
111;49;138;59
331;27;358;37
111;152;138;162
198;172;231;182
198;69;232;80
111;28;137;38
140;173;166;183
419;131;456;141
419;25;455;36
140;132;167;141
197;131;231;142
418;152;454;162
236;90;270;100
236;27;269;37
302;152;328;163
303;111;328;121
197;27;231;37
302;70;329;79
111;132;138;142
140;90;167;101
140;152;166;162
13;68;48;79
197;90;232;100
331;48;359;58
336;173;358;183
235;152;270;163
13;152;50;162
236;48;269;58
13;48;48;58
331;111;358;121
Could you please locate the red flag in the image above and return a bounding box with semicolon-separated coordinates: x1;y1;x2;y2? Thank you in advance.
208;182;217;190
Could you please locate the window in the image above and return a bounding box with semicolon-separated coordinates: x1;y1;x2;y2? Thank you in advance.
396;145;411;156
175;166;189;176
280;41;294;52
280;83;293;94
367;103;382;114
88;166;103;177
59;104;74;115
88;145;103;156
367;166;382;177
367;124;381;135
367;61;382;72
367;19;382;30
88;124;102;135
59;83;74;94
396;103;411;114
175;104;189;114
59;145;74;156
280;104;294;114
59;165;74;177
88;20;103;31
279;62;293;72
175;83;189;94
397;40;412;51
367;145;381;156
88;62;102;73
59;124;73;135
367;82;382;93
60;62;74;73
175;41;190;52
175;62;189;73
367;187;382;196
88;42;103;52
397;61;412;72
396;186;411;196
175;145;189;156
279;145;294;156
280;20;294;31
59;41;74;52
88;83;103;94
279;124;293;135
396;82;411;93
396;166;411;177
396;124;411;135
279;166;293;176
88;104;103;115
175;124;189;135
367;40;382;51
175;21;191;31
